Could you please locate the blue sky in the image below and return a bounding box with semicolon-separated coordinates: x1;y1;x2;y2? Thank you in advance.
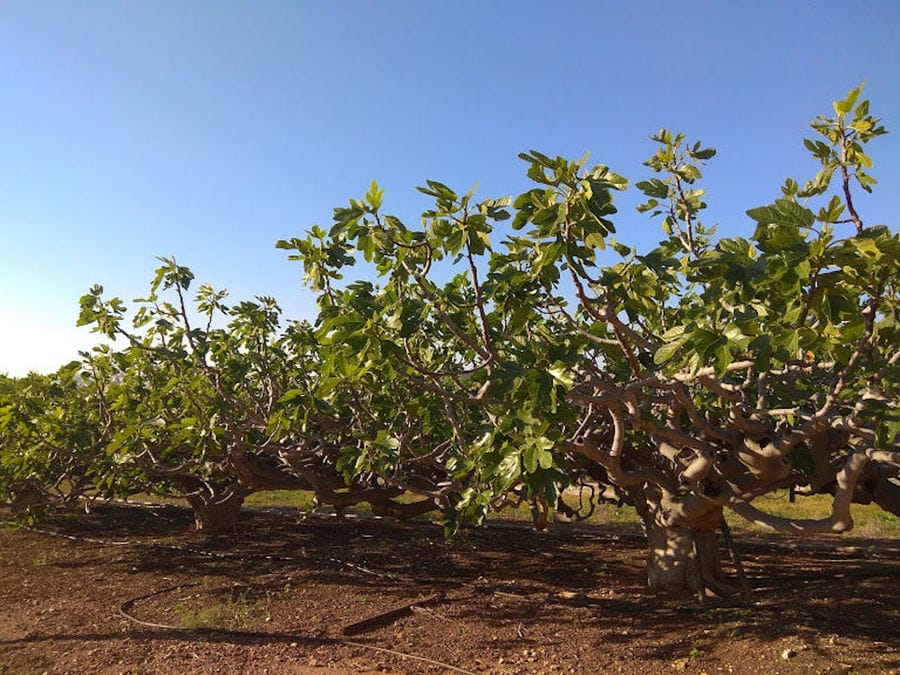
1;1;898;375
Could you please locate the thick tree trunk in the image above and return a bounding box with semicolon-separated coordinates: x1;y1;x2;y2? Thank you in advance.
9;481;48;509
646;524;724;594
185;488;247;534
634;485;737;597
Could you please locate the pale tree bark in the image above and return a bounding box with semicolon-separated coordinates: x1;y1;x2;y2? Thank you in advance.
636;485;737;597
725;452;870;534
644;523;737;597
183;482;248;534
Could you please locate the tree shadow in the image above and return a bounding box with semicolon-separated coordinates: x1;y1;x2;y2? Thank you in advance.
13;501;900;667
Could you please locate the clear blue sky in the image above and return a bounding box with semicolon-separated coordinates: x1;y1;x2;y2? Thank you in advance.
1;1;898;375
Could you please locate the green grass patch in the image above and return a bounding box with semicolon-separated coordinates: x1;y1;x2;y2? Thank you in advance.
244;490;317;510
130;487;900;538
482;491;900;537
174;589;271;630
725;491;900;537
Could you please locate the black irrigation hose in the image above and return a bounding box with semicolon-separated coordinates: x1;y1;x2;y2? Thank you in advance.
9;511;899;613
8;510;898;672
117;582;478;675
3;519;478;673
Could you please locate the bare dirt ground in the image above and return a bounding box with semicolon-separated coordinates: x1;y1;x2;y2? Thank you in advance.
1;503;898;674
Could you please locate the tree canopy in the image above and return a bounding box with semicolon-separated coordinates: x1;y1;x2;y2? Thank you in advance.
2;85;897;595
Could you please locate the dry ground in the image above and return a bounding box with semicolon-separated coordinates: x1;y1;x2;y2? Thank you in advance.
1;503;898;674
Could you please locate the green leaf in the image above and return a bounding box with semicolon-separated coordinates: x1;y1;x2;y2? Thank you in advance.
278;389;307;403
548;362;574;388
635;179;669;199
497;450;522;483
654;330;692;365
833;85;861;115
523;437;554;473
714;343;732;376
523;446;538;473
584;232;607;250
536;447;553;470
365;180;384;210
746;199;814;229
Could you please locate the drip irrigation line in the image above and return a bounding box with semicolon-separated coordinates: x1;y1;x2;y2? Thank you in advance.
8;511;898;616
118;582;478;675
8;526;134;546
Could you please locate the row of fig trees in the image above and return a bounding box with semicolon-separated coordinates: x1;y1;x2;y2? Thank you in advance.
1;86;897;594
2;260;434;532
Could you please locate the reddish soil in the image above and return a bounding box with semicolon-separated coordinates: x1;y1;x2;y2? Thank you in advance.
1;503;898;674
